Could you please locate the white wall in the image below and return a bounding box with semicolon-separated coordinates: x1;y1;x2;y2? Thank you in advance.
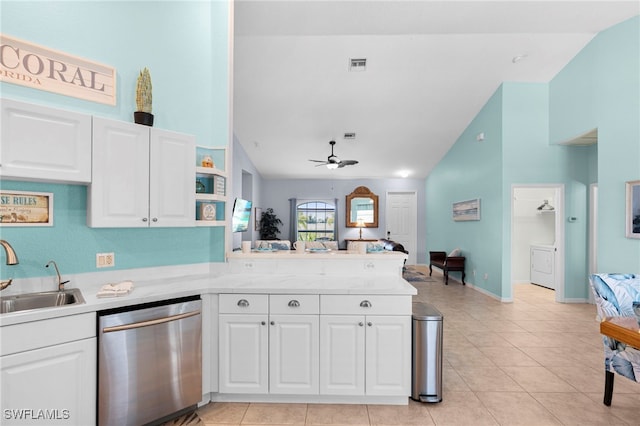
512;187;556;283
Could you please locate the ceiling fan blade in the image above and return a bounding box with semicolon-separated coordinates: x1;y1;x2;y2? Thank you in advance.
337;160;359;168
309;159;327;163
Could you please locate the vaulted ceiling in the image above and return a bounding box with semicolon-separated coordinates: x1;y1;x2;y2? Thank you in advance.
233;1;639;180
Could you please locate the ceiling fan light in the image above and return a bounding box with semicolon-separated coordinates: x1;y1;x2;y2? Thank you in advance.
326;163;339;170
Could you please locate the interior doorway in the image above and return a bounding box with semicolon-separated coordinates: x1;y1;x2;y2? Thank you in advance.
511;184;565;302
386;191;417;265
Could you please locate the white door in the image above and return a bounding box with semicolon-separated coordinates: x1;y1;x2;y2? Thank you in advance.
269;314;319;394
1;338;96;426
319;315;365;395
365;316;411;396
219;314;269;394
149;128;195;227
89;118;150;227
386;192;417;264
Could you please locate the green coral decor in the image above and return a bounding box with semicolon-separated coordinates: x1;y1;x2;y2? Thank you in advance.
134;67;154;126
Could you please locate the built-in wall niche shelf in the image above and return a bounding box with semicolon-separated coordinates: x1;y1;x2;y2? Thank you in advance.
195;146;227;227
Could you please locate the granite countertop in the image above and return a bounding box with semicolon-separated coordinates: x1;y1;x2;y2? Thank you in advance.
0;272;416;326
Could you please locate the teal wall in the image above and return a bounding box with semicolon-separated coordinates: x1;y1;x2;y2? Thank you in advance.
550;16;640;273
0;1;230;279
426;16;639;300
426;87;504;296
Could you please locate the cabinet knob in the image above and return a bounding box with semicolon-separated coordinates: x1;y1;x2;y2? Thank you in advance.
237;299;250;307
261;321;266;326
367;322;373;327
359;322;364;327
152;217;158;222
288;300;300;308
270;321;275;325
360;300;372;308
142;218;148;222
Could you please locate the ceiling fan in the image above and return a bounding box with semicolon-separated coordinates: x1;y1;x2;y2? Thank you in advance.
309;140;359;169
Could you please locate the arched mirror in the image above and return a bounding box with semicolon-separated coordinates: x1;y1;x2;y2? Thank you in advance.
346;186;378;228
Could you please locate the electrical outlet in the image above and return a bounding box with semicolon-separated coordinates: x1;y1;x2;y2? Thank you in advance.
483;273;489;280
96;252;115;268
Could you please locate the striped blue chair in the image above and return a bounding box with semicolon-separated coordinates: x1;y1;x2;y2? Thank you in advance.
589;273;640;405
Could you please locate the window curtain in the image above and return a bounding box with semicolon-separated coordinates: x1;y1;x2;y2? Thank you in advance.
333;197;339;244
289;198;297;242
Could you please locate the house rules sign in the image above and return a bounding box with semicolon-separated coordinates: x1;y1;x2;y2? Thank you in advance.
0;34;116;105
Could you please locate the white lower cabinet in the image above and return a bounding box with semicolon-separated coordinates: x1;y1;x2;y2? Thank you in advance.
218;293;410;400
269;314;319;394
219;313;269;393
218;294;319;395
319;295;412;397
0;313;96;426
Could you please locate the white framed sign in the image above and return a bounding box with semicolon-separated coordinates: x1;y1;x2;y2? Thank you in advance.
0;191;53;227
0;34;116;105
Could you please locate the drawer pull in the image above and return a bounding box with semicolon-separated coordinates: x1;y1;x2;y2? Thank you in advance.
288;300;300;308
237;299;250;307
360;300;372;308
270;321;275;325
359;322;364;327
261;321;266;326
367;322;373;327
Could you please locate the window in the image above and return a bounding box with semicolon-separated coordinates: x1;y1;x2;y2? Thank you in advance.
296;201;336;241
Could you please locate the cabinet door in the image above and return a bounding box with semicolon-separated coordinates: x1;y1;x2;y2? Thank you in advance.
0;338;96;426
365;316;411;396
88;117;150;227
219;314;268;394
149;128;195;227
319;315;365;395
269;314;319;394
1;98;91;183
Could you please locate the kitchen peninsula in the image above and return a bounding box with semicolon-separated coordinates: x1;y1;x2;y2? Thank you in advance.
1;250;416;425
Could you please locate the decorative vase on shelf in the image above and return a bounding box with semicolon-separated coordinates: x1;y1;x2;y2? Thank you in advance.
134;67;154;126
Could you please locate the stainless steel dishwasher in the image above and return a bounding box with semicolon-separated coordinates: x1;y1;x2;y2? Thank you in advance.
98;296;202;426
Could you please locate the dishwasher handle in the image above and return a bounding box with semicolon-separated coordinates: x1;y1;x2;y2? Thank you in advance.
102;310;200;333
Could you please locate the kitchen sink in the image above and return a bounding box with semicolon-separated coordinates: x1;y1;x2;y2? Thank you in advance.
0;288;85;314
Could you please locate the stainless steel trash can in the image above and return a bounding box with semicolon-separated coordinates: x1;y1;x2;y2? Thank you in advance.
411;302;443;402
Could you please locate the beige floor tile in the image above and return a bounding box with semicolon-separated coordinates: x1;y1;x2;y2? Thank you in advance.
444;346;496;368
426;391;498;426
454;366;524;392
460;331;514;348
476;391;562;425
500;366;576;392
519;346;586;366
198;403;249;424
305;404;369;426
530;392;628;425
477;346;540;367
584;392;640;425
240;403;307;425
442;366;471;392
545;364;607;394
366;400;433;425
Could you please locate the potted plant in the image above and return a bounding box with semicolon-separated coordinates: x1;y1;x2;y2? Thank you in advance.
259;208;282;240
134;67;153;126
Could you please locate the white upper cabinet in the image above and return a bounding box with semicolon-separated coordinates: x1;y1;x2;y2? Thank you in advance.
0;98;91;183
88;117;195;228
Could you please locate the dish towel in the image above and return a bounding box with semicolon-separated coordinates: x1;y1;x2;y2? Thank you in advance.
97;280;134;298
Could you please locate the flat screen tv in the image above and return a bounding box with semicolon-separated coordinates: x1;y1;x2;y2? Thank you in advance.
231;198;252;232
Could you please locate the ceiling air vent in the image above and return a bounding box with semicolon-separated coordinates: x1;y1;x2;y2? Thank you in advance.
343;132;356;140
349;58;366;72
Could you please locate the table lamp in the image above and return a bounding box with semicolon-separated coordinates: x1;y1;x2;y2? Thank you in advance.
356;218;366;239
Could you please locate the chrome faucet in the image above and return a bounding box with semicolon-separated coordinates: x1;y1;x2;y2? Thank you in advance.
46;260;70;291
0;240;19;291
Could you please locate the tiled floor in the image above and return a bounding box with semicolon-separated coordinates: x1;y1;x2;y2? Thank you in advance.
181;266;640;425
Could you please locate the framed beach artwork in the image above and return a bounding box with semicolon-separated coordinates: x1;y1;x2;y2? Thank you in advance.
0;190;53;227
452;198;480;222
625;180;640;239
